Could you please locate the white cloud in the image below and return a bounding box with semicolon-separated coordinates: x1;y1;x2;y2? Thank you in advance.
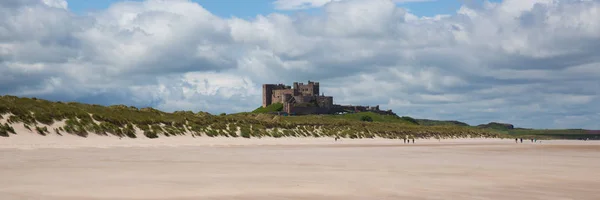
0;0;599;129
273;0;436;10
42;0;68;9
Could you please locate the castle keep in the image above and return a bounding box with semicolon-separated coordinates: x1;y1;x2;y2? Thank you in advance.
262;81;395;115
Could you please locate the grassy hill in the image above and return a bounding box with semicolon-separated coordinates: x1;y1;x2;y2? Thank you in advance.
475;122;600;140
0;95;502;139
415;119;470;127
477;122;514;131
501;129;599;140
251;103;283;113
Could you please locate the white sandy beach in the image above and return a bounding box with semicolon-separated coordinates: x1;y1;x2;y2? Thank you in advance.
1;131;599;200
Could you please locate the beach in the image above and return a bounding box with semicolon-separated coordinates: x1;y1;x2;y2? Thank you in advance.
1;134;599;200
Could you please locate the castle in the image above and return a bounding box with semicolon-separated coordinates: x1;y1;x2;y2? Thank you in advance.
262;81;395;115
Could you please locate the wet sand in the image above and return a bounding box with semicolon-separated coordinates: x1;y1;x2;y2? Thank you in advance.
1;137;599;200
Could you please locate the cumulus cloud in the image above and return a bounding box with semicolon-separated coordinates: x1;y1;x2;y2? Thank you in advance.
0;0;599;129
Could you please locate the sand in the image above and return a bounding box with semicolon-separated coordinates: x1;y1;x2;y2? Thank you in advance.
1;134;599;200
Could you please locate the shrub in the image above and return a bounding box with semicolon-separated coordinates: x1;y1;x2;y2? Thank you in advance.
35;126;48;136
54;128;62;136
240;130;251;138
0;123;16;134
0;123;8;137
240;125;251;138
360;115;373;122
228;129;239;137
206;129;219;137
144;131;158;139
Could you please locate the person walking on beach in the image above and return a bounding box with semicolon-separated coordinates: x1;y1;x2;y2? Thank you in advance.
404;138;407;144
520;138;523;143
515;138;518;143
412;138;415;144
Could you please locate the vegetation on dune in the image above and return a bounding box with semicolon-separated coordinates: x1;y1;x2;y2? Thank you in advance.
10;94;596;140
0;122;16;137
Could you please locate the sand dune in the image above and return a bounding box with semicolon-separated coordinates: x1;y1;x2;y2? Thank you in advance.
1;134;599;200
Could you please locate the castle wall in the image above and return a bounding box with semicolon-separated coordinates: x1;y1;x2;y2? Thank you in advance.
289;106;331;115
293;95;313;104
316;96;333;108
272;89;294;104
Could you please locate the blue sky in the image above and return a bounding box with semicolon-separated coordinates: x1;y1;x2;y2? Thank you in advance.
66;0;502;18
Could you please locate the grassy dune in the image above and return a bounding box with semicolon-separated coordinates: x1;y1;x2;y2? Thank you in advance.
0;95;505;139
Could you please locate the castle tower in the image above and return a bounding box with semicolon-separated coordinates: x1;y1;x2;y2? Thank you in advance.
312;81;319;96
262;84;273;108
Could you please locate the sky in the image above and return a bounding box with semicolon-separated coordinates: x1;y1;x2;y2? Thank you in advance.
0;0;599;129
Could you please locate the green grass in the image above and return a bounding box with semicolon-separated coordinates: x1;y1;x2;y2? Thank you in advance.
251;103;283;113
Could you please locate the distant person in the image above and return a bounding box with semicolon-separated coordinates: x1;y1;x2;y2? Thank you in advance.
520;138;523;143
412;138;415;144
404;138;407;144
515;138;518;143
